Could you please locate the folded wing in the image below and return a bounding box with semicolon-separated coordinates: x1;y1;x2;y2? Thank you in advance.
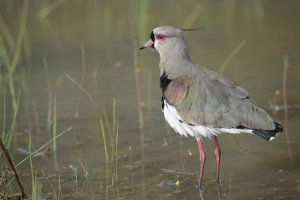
163;68;276;131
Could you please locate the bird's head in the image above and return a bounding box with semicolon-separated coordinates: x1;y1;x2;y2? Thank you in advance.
140;26;203;59
139;26;188;56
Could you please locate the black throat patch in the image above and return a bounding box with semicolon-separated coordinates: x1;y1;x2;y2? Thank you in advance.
160;72;172;92
150;31;155;48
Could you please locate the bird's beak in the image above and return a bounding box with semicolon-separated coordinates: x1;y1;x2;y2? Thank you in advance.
139;39;154;50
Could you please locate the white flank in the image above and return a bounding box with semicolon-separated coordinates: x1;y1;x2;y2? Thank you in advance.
162;100;253;139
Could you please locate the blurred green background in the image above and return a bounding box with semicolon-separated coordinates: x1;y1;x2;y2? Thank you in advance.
0;0;299;199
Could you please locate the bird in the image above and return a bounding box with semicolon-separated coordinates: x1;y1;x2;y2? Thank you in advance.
139;26;283;187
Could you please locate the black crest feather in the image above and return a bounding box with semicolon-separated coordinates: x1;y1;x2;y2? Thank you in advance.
181;27;205;31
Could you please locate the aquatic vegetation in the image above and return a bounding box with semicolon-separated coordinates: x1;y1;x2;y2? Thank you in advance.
0;0;299;199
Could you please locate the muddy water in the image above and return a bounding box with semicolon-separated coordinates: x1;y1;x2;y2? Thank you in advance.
1;0;300;199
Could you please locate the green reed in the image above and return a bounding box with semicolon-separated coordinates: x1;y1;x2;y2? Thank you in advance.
2;127;72;198
16;127;72;168
99;98;120;199
111;98;117;162
2;89;6;139
52;94;59;170
100;118;109;162
283;54;294;164
29;133;39;200
0;0;29;112
100;118;109;200
4;91;21;149
0;0;30;152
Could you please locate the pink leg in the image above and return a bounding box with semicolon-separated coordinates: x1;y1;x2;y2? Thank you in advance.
197;138;206;187
213;136;221;184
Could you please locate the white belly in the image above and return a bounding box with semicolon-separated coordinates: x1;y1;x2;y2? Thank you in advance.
162;100;253;139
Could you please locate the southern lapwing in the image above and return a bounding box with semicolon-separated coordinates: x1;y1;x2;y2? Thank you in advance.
139;26;283;187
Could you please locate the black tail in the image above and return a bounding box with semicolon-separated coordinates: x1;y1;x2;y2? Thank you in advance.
253;122;283;141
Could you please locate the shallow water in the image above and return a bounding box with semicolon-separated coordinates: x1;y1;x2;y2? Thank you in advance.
1;0;300;199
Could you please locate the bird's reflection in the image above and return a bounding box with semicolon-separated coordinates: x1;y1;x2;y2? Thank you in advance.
198;184;222;200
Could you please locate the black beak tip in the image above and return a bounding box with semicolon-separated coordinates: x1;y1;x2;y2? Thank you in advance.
139;46;145;50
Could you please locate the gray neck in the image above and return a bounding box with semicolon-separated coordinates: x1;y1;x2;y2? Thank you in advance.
159;45;197;79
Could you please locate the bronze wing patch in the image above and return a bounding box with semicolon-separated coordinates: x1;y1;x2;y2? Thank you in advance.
164;77;190;105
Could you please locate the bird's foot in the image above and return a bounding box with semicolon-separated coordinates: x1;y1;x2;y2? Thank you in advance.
196;184;205;191
214;178;222;186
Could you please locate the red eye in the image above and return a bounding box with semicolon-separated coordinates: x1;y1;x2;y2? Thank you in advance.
156;34;166;40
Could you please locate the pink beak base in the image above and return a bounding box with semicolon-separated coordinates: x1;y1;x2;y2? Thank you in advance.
139;39;154;50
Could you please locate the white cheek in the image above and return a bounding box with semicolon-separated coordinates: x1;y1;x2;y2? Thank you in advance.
154;40;159;50
154;39;165;51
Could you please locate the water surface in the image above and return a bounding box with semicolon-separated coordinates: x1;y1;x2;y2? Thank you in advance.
0;0;299;199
